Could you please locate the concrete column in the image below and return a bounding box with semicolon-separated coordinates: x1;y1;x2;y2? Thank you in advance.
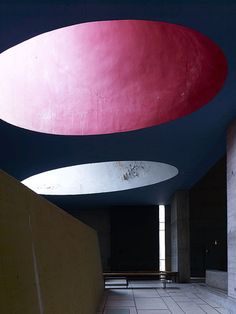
227;120;236;299
171;191;190;282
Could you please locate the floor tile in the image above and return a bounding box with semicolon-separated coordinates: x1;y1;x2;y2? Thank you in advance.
191;298;207;305
107;296;134;301
104;307;137;314
133;289;159;298
167;292;185;297
162;296;184;313
108;289;133;297
184;292;199;298
177;301;206;313
156;290;169;297
106;300;135;307
199;304;222;313
135;297;168;310
216;308;231;314
103;282;231;314
171;296;191;302
137;310;171;314
195;294;221;308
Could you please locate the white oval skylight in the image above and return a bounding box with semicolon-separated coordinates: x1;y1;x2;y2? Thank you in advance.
22;161;178;195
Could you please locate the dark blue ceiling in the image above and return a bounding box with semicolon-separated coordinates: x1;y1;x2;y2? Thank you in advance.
0;0;236;209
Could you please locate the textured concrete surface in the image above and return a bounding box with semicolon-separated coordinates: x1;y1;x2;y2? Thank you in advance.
0;170;103;314
189;157;227;277
227;120;236;300
171;191;190;283
206;270;228;291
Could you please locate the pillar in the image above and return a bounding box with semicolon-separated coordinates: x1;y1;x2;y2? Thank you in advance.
165;205;172;271
227;120;236;298
171;190;190;282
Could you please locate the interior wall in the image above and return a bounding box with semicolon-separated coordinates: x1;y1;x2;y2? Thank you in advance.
110;206;158;271
189;157;227;277
0;170;103;314
67;206;159;272
67;208;111;271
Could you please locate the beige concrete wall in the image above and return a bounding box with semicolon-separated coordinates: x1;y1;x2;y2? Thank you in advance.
0;170;103;314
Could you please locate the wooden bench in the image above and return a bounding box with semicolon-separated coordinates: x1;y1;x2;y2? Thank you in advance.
103;271;178;289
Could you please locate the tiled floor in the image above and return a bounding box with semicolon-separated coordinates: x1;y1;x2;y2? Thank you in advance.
98;281;233;314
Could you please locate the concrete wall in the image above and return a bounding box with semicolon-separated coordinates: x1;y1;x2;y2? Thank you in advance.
0;170;103;314
171;191;190;282
165;205;172;271
65;206;159;272
227;121;236;299
110;206;158;271
67;208;111;271
189;158;227;277
206;270;228;291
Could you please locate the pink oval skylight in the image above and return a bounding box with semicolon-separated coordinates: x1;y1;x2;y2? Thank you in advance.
0;20;227;135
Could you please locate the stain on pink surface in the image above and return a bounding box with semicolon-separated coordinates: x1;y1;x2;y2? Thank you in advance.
0;20;227;135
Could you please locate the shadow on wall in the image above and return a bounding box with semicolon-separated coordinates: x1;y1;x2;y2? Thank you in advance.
189;157;227;277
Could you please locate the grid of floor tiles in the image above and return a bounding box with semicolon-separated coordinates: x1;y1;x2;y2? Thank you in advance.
98;282;232;314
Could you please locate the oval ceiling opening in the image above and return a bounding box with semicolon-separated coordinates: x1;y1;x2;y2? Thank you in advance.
0;20;227;135
22;161;178;195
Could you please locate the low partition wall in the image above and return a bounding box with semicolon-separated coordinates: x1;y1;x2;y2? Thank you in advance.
206;270;228;291
0;170;103;314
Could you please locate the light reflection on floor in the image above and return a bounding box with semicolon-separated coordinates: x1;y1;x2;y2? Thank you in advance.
98;281;232;314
